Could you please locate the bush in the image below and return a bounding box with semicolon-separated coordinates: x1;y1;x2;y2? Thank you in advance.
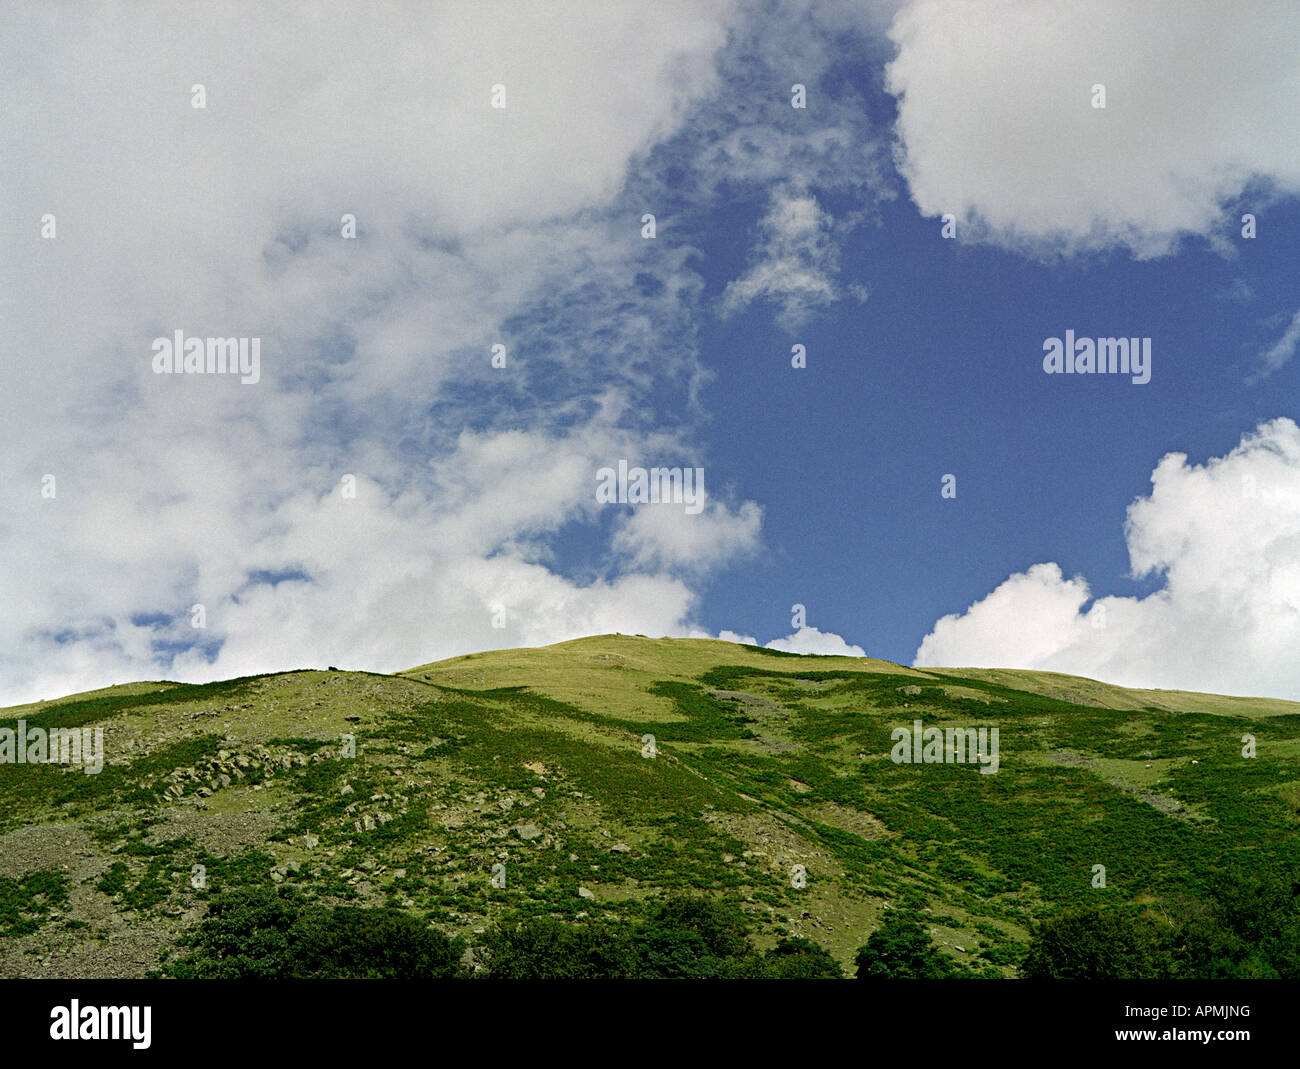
167;885;304;978
166;885;462;978
293;905;462;978
481;917;634;979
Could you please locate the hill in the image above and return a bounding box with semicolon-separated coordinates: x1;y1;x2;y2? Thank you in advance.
2;634;1298;977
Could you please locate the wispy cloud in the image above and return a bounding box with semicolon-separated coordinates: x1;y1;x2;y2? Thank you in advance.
1250;307;1300;382
719;188;845;330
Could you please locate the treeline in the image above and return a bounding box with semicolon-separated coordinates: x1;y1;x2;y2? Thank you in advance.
1022;867;1300;979
162;886;962;979
163;866;1300;979
163;887;850;978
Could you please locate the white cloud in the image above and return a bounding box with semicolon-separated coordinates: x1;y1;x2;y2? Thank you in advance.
766;626;866;657
719;188;845;329
612;497;763;572
885;0;1300;257
1252;308;1300;381
0;2;759;706
915;419;1300;699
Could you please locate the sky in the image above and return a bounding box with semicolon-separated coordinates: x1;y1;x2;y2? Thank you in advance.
2;0;1298;705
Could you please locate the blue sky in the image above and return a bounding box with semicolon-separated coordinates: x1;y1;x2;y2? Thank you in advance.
695;186;1300;666
2;0;1299;704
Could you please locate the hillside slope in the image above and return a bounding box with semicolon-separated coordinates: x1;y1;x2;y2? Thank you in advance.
3;635;1298;977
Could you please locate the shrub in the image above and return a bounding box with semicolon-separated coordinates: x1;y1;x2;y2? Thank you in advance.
481;917;634;979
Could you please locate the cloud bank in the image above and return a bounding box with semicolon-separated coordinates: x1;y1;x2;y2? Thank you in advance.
915;419;1300;699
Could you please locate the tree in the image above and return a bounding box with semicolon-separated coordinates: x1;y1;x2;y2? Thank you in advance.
854;912;958;979
630;895;756;978
761;937;844;979
1020;906;1173;979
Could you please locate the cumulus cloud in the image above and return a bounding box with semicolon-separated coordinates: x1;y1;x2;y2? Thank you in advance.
885;0;1300;257
765;626;866;657
687;628;759;646
693;625;865;656
915;419;1300;699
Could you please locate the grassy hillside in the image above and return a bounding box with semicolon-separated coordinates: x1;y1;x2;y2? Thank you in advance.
2;634;1298;977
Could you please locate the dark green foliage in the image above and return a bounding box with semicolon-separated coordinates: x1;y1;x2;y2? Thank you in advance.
96;861;130;896
760;937;844;978
1023;866;1300;979
165;885;463;978
1020;906;1174;979
480;895;840;979
166;885;304;977
1172;867;1300;979
854;911;962;979
292;906;463;979
481;917;635;979
630;895;755;977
